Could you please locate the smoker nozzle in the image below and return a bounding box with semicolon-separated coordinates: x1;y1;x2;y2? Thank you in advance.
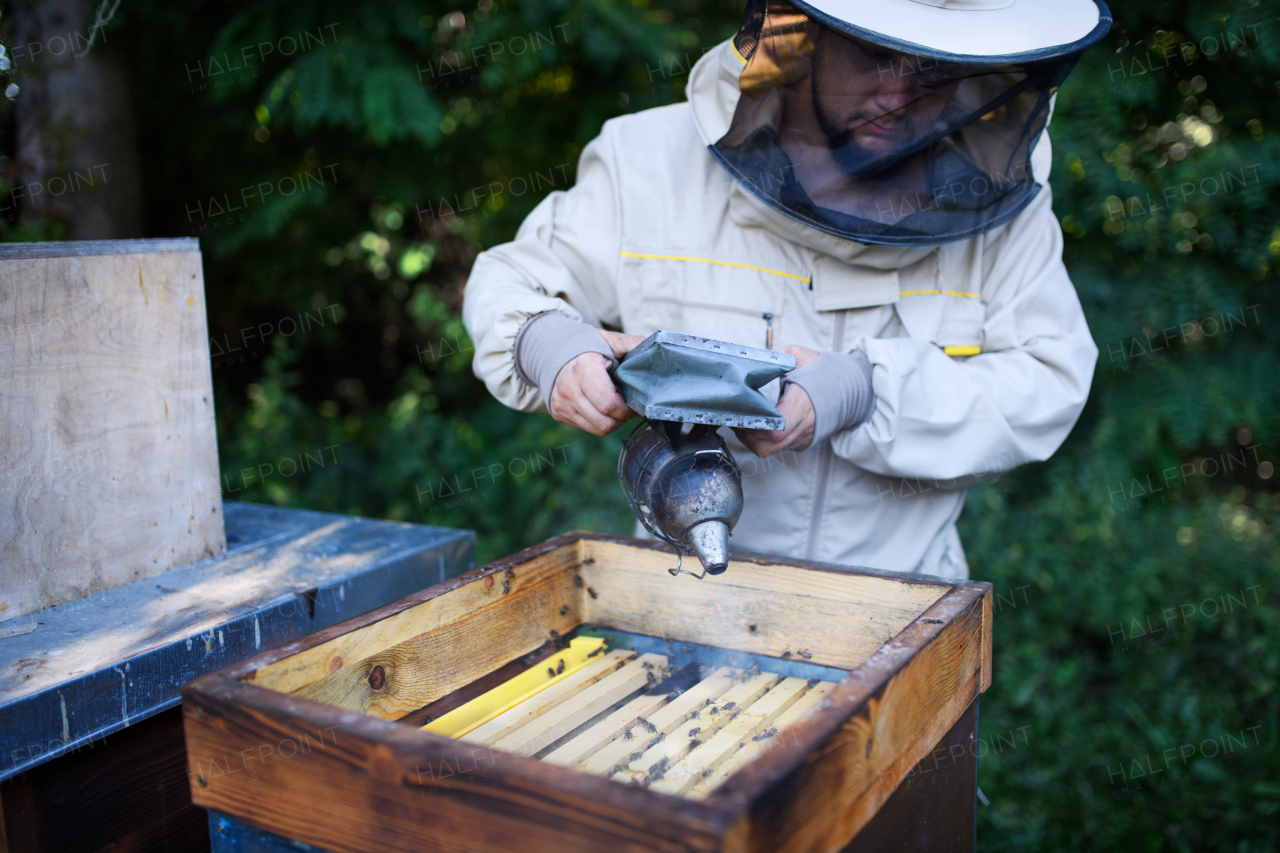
687;520;730;575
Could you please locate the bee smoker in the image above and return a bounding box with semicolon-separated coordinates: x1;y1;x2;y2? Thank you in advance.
612;331;796;580
618;421;744;578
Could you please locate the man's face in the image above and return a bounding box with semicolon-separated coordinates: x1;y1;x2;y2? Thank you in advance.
810;30;959;157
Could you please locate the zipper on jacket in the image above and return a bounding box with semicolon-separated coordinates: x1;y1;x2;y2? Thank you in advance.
805;310;845;561
642;295;775;319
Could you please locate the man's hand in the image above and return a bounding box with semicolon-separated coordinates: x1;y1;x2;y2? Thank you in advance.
547;330;645;436
598;329;645;359
733;344;820;457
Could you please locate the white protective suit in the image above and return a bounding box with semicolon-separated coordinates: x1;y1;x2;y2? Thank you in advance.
462;40;1097;579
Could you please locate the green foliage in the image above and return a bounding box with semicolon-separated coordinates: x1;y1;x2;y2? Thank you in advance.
114;0;741;561
966;2;1280;847
9;0;1276;847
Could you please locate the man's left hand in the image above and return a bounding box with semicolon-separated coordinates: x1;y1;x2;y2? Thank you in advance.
734;345;819;457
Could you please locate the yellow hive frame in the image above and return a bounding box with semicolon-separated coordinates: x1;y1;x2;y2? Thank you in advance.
423;636;607;737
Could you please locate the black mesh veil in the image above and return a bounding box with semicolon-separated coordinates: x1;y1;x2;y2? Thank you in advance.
712;0;1097;245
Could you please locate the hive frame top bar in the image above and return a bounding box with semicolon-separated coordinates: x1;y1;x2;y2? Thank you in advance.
0;238;200;259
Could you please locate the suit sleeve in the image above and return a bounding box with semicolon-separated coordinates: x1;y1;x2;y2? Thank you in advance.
462;126;625;413
830;185;1098;486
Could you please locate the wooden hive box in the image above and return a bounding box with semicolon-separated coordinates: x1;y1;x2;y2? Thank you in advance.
182;533;992;853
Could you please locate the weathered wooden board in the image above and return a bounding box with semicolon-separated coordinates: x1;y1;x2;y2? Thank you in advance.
184;676;737;853
0;239;224;621
251;544;582;698
578;539;949;671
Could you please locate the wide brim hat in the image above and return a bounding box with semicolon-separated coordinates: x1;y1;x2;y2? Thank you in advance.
790;0;1111;63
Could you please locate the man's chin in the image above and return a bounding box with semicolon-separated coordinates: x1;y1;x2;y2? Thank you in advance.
851;129;905;154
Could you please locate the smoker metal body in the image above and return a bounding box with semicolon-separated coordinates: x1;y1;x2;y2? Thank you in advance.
617;421;744;576
612;331;796;578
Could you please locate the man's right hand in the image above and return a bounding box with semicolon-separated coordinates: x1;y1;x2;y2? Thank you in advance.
547;330;644;436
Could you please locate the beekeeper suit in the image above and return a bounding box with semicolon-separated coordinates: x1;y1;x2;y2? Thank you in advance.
463;0;1111;578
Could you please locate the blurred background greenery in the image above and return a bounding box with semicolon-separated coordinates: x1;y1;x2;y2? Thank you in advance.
2;0;1276;848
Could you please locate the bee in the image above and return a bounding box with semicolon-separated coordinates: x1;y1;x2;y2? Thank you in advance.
624;729;634;740
501;579;511;595
797;648;812;660
807;678;820;688
722;701;736;711
549;629;561;641
639;718;657;733
559;604;570;616
547;667;556;677
556;659;565;674
587;586;599;600
781;651;792;659
689;739;701;750
687;726;701;737
573;575;584;588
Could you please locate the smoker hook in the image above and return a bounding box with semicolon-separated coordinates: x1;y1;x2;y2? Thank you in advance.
667;551;707;581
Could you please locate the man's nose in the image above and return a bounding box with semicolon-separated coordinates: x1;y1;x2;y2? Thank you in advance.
873;77;914;115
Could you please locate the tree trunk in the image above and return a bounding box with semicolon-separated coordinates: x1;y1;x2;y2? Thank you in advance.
11;0;143;238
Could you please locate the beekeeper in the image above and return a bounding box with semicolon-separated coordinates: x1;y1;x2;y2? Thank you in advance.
463;0;1111;578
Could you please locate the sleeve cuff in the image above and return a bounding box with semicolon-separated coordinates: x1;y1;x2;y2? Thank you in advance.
514;312;617;403
783;350;876;446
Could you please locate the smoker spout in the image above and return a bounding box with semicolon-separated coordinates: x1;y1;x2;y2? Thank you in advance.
687;520;730;575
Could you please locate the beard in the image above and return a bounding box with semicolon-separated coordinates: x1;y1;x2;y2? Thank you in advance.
812;83;890;178
810;42;923;178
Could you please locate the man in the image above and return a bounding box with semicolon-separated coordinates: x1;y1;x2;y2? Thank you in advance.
464;0;1111;578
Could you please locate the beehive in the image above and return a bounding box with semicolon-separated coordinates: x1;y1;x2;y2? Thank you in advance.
183;533;992;853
